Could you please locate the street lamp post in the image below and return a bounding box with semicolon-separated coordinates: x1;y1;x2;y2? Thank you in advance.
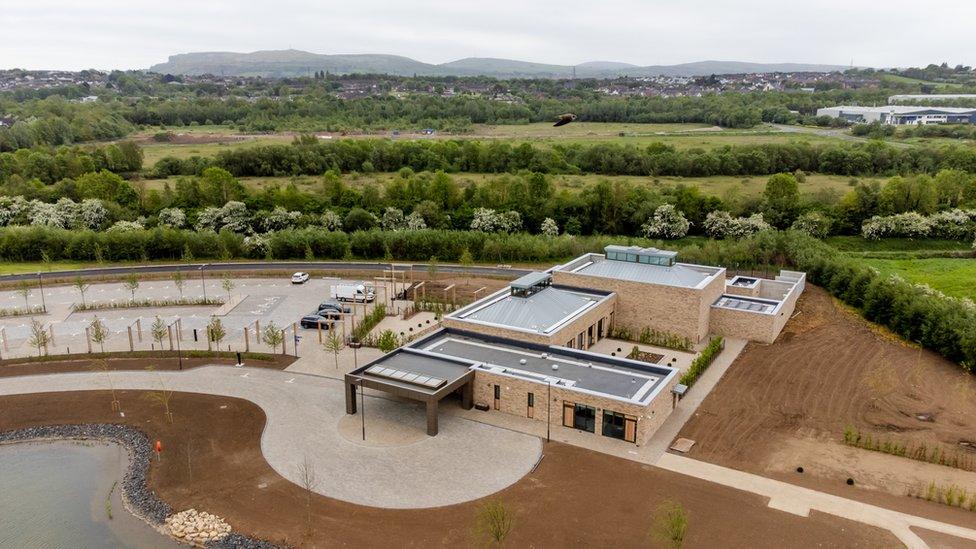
546;378;552;443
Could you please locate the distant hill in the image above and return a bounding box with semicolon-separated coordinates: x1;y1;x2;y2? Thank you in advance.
149;50;848;78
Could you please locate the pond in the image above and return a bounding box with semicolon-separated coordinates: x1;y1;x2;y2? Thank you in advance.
0;441;179;548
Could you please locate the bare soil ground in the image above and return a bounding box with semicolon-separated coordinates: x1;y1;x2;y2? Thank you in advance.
0;390;899;548
0;353;295;378
678;285;976;529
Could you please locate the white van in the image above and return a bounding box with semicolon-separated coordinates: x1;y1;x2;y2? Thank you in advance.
330;283;375;303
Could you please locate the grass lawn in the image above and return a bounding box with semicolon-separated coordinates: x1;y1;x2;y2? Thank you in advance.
860;257;976;300
826;236;974;254
0;261;95;276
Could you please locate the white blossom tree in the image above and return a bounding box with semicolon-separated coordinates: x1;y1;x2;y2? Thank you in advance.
157;207;186;228
320;210;343;231
470;208;500;232
262;206;301;232
540;217;559;237
381;207;406;231
0;196;30;226
107;220;144;232
78;199;109;230
641;204;690;239
790;211;832;239
405;211;427;230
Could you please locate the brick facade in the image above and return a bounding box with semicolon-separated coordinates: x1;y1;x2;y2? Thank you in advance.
553;268;725;344
471;369;676;446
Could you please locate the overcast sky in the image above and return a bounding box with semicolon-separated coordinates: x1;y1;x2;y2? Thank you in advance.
2;0;974;71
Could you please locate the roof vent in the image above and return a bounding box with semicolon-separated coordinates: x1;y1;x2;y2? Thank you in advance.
541;353;548;359
519;359;527;365
551;364;559;371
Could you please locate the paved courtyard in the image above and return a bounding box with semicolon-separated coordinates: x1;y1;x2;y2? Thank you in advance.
0;365;542;508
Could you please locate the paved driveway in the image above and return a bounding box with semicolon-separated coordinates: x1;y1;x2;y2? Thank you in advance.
0;366;542;508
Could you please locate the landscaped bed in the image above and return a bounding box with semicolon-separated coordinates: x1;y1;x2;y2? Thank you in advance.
0;389;897;548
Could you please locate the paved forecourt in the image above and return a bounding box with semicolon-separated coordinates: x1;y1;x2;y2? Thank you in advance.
0;366;542;508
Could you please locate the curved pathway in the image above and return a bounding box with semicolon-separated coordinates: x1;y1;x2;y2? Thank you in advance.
0;366;542;509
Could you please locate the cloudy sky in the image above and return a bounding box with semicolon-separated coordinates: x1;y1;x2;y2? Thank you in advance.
2;0;973;70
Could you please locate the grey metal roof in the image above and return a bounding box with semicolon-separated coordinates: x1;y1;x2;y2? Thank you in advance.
359;350;472;395
419;335;668;402
567;259;715;288
454;286;606;333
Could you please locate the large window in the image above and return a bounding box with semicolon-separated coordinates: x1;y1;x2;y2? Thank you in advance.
602;410;637;443
572;404;596;433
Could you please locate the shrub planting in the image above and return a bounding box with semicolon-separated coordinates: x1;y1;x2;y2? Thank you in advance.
679;336;724;387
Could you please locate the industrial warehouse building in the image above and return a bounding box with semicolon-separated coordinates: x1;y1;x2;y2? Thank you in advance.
816;105;976;125
345;245;804;445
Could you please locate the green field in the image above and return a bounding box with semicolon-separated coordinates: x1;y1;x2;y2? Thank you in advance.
136;122;854;169
860;257;976;300
140;171;876;200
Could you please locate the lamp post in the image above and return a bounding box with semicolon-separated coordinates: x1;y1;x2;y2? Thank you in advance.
37;272;46;313
546;378;552;443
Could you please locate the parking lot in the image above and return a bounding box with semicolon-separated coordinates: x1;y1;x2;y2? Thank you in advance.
0;274;393;359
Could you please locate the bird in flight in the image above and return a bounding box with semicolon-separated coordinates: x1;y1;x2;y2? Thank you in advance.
553;113;577;127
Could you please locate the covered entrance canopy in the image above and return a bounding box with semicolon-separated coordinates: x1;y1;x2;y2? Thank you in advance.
344;349;476;436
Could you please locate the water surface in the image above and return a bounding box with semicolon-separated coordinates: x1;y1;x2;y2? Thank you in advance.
0;441;179;549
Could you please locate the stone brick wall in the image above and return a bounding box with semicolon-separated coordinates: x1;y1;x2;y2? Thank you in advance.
708;306;777;343
471;369;675;446
553;268;725;344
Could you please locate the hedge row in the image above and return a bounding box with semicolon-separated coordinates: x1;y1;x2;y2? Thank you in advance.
782;232;976;371
680;336;724;387
0;225;662;263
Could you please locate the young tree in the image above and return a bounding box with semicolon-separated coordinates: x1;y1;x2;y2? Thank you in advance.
651;500;688;549
221;277;235;301
28;319;50;356
427;256;439;281
122;273;140;303
41;250;53;272
475;500;514;545
143;366;174;423
296;456;319;537
150;316;167;353
16;280;31;311
262;321;285;354
172;271;186;299
89;316;109;353
459;247;474;276
88;359;120;411
207;317;226;350
74;277;91;307
323;330;344;370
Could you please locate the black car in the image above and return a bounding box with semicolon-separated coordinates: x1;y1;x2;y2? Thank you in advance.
318;300;351;314
300;314;338;329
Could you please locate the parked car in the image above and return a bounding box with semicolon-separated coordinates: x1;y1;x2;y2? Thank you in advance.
291;272;310;284
300;313;338;329
318;299;351;314
330;283;375;302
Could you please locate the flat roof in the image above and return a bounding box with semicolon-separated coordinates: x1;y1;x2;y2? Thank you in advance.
355;349;473;396
449;285;610;334
413;331;675;405
559;255;721;289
